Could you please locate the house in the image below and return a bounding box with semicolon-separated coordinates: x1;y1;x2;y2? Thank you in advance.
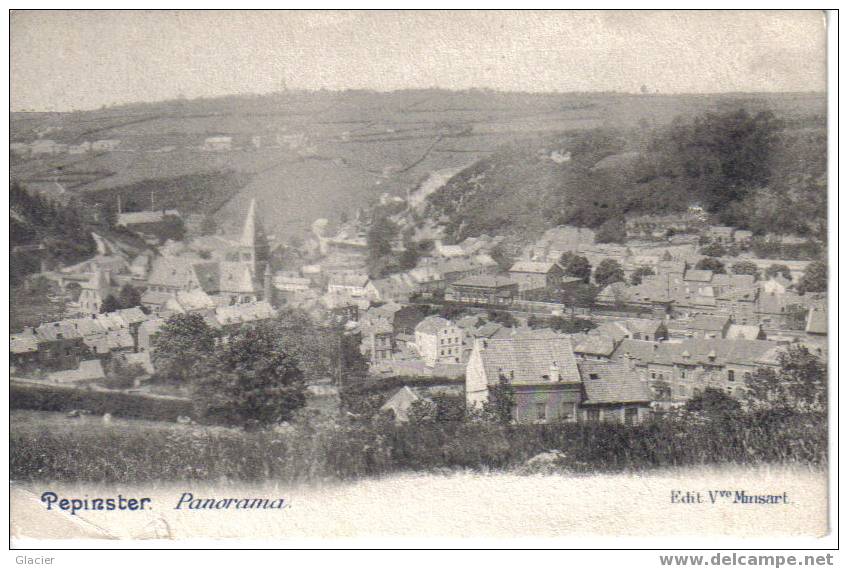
525;225;596;262
726;324;766;341
445;275;519;306
806;308;827;336
203;136;232;151
414;316;466;366
508;260;564;291
578;361;653;424
163;289;216;313
137;318;166;353
707;226;736;244
595;319;668;342
365;273;416;303
734;230;754;244
10;331;40;372
465;334;582;423
433;240;466;258
716;287;759;324
34;321;90;371
116;210;181;228
761;276;792;296
686;314;732;339
612;338;779;402
438;257;498;284
77;269;113;315
327;273;370;297
572;335;617;361
380;386;430;423
363;321;395;364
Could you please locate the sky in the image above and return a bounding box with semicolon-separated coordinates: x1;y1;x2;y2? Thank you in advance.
11;10;828;112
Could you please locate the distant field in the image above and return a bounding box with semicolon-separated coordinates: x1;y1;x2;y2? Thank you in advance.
10;90;827;240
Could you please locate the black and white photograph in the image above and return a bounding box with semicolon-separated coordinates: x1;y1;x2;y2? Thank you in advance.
8;9;835;549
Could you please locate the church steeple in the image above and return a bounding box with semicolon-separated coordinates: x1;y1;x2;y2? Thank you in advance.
237;198;269;283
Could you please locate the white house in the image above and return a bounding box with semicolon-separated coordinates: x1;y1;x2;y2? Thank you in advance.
414;315;466;366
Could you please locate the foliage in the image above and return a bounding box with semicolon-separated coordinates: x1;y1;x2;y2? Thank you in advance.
745;345;827;413
481;374;516;426
731;261;761;280
487;310;517;328
765;263;792;280
594;259;625;286
595;217;626;244
694;257;726;274
529;315;597;334
194;321;307;429
684;388;742;418
630;265;655;285
151;313;218;384
700;241;727;257
367;215;399;267
559;252;592;283
797;260;827;294
100;294;122;314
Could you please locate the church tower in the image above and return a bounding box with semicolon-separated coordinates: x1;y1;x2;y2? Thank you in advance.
237;198;270;282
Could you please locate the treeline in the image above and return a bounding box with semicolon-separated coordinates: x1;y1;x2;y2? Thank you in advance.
10;182;97;284
426;108;826;243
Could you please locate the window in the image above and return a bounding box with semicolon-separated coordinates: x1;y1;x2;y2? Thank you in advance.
535;403;546;421
589;373;600;380
560;403;573;422
680;370;686;379
728;370;735;382
586;408;600;423
678;384;687;397
625;407;639;426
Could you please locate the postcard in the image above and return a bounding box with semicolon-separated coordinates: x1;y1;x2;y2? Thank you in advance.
9;9;833;549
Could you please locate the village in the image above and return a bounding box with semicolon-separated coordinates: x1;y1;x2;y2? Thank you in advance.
10;181;828;426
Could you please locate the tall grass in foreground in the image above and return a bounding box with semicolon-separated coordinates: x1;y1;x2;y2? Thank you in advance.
11;410;826;483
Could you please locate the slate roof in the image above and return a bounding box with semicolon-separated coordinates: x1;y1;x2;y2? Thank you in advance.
476;335;580;386
328;274;370;288
35;321;82;341
113;307;147;324
684;270;714;282
726;324;762;341
689;314;731;332
614;338;778;368
579;361;652;404
147;257;200;289
573;335;617;356
451;275;518;288
141;290;175;306
213;301;276;326
10;332;38;354
509;260;558;274
415;315;453;335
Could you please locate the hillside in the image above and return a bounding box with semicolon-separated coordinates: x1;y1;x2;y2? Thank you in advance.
425;105;827;246
11;90;825;243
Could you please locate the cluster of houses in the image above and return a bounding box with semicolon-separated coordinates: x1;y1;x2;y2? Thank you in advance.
11;139;122;157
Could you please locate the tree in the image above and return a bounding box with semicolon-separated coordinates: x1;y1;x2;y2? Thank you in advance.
559;252;592;283
482;373;516;425
700;241;727;257
151;313;217;384
765;263;792;280
594;259;625;286
117;283;142;308
630;265;655;286
684;387;742;418
487;310;517;328
595;217;626;244
195;321;307;428
745;345;826;413
694;257;726;274
367;216;398;261
100;294;121;314
731;261;760;280
561;283;598;318
797;260;827;294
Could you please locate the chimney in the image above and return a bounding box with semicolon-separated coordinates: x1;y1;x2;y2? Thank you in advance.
549;361;560;382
